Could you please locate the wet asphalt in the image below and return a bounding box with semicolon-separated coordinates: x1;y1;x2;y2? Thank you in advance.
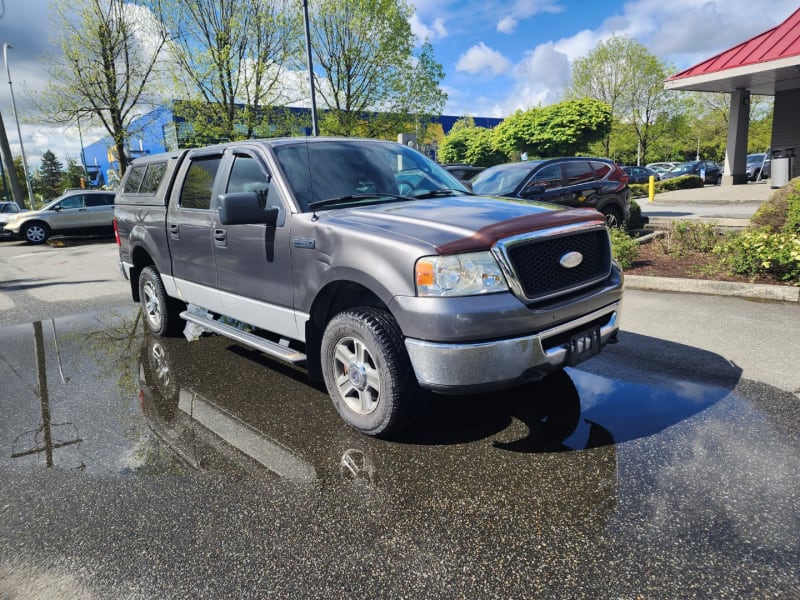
1;306;798;599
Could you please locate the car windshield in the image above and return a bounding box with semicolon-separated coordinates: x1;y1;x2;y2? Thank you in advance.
470;162;541;195
747;154;765;164
272;140;468;212
669;163;695;174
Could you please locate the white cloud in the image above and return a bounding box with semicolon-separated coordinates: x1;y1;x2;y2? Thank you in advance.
410;14;448;41
497;16;517;34
455;42;512;76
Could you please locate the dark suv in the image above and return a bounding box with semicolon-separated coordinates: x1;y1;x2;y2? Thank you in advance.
470;158;631;227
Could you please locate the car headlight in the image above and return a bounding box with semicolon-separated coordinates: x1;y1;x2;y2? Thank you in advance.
415;251;508;297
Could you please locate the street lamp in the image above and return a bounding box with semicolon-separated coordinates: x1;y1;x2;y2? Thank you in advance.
3;43;35;207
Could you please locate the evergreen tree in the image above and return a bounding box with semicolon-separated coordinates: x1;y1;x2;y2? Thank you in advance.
36;150;64;200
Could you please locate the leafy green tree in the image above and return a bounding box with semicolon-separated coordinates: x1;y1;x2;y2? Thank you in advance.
152;0;302;144
38;0;169;176
35;150;64;200
61;158;88;190
567;36;677;164
493;98;612;158
438;123;506;166
310;0;446;138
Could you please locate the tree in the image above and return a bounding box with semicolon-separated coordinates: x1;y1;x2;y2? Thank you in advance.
35;150;64;200
152;0;302;144
310;0;446;138
438;119;506;167
61;158;88;190
493;98;612;158
567;36;676;164
37;0;169;176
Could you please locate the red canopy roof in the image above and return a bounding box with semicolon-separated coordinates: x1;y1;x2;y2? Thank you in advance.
668;8;800;82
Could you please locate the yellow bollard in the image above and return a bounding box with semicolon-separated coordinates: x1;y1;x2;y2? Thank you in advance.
648;175;655;202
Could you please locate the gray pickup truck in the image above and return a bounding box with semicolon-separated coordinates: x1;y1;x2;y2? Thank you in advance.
114;137;622;436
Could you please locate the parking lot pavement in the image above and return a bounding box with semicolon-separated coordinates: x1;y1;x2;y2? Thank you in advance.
0;238;129;326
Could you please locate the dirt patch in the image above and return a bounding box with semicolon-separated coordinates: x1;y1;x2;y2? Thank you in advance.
626;236;792;286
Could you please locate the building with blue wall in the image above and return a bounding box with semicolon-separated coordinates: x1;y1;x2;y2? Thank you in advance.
82;103;503;188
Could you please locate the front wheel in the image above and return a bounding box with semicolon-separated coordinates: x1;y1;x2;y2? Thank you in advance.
138;266;185;337
22;222;50;244
321;307;414;437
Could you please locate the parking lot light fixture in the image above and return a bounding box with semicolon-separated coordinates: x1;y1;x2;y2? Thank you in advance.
3;43;35;208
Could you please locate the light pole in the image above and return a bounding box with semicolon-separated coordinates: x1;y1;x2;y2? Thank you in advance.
302;0;319;136
3;43;35;207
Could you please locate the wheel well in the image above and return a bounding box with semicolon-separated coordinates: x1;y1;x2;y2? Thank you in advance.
22;220;49;231
305;281;387;382
129;245;156;302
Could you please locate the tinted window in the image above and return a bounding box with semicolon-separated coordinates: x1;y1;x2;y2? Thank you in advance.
592;161;611;178
180;156;221;210
140;162;167;194
563;161;595;185
226;155;270;206
527;164;562;190
85;194;115;207
0;203;19;213
123;166;146;193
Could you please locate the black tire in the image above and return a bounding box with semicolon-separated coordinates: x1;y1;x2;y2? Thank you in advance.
601;205;624;229
320;307;414;436
138;266;185;337
22;221;50;244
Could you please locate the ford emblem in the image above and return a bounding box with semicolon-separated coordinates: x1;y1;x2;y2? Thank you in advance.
559;251;584;269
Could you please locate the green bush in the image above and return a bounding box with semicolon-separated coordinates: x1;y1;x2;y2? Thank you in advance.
713;228;800;283
657;220;721;257
609;226;639;269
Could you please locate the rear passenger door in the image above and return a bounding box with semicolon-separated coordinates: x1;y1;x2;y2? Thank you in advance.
560;160;600;208
85;193;116;228
166;151;225;313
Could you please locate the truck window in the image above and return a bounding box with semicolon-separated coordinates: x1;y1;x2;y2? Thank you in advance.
227;155;270;208
123;166;146;193
139;162;167;194
180;156;222;210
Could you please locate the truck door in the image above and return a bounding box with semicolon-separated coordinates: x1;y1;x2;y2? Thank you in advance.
212;149;298;340
166;151;225;314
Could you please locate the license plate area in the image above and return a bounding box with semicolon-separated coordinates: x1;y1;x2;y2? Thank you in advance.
566;327;601;366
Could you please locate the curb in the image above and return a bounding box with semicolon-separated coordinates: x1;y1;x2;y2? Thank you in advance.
624;274;800;303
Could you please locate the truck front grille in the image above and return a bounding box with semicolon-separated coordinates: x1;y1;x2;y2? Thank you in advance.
495;223;612;303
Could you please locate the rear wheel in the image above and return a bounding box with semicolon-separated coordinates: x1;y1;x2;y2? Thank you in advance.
22;222;50;244
321;307;414;436
138;266;185;337
601;206;624;229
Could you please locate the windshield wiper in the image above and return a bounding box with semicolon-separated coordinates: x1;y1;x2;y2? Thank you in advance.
308;193;411;211
411;189;469;199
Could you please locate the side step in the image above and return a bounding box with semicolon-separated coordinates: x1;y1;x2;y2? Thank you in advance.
180;310;307;365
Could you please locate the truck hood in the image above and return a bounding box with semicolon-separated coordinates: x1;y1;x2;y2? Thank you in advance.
320;195;604;253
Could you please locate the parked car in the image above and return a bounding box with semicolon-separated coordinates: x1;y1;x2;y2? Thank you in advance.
645;161;680;174
0;201;23;238
2;189;116;244
746;153;771;181
470;157;631;228
659;160;722;185
621;165;661;184
440;163;486;184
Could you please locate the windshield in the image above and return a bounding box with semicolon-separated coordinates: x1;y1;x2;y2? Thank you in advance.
272;140;468;212
747;154;765;164
470;162;540;195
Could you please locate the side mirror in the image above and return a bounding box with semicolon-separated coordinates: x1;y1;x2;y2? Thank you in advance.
218;192;279;226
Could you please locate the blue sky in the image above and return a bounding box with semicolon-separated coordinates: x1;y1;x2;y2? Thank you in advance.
409;0;800;117
1;0;799;164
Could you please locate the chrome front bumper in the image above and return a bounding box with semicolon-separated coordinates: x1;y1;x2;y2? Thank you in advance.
404;303;619;393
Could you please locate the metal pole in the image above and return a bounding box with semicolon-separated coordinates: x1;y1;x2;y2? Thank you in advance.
0;109;24;207
77;115;89;183
302;0;319;136
3;43;35;207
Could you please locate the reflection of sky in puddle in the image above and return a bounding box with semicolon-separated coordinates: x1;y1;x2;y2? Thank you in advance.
563;367;731;450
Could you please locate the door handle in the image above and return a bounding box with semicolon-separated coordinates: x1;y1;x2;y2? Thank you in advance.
214;229;227;248
169;223;179;239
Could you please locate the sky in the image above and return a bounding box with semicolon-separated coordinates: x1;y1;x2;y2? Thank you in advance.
0;0;798;169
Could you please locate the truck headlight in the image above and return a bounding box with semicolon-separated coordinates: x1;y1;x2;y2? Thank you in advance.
415;251;508;297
